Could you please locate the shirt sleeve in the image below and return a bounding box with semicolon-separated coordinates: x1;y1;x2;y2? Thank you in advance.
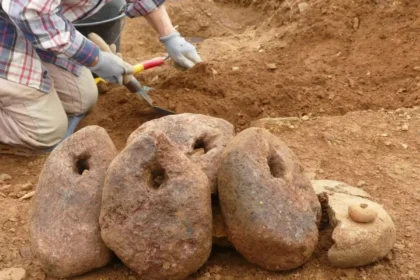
122;0;166;18
2;0;99;66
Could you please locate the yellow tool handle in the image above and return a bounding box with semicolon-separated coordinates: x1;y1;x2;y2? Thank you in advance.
134;64;145;73
94;64;146;84
94;77;106;84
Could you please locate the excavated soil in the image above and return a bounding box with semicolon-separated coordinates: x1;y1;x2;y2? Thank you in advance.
1;0;420;279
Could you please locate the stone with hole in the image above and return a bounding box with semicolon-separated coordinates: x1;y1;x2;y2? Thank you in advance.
348;203;377;223
100;132;212;280
321;191;396;267
30;126;117;278
218;127;321;271
127;113;234;193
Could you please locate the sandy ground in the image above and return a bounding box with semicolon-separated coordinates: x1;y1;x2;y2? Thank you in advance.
1;0;420;279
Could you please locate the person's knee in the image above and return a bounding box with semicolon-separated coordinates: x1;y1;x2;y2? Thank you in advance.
79;80;98;114
31;110;68;148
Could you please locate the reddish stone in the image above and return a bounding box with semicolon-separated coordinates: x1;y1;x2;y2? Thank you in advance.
127;113;234;193
30;126;117;278
218;127;321;271
100;131;212;280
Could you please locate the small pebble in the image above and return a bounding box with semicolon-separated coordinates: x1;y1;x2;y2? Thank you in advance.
162;262;170;270
18;191;35;201
232;67;240;71
298;2;309;13
19;183;33;191
401;124;409;131
353;17;360;30
0;174;12;183
266;63;277;70
151;75;159;83
357;180;367;187
302;115;310;121
402;144;408;149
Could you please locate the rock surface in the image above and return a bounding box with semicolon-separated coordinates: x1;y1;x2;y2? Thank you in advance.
311;180;371;198
0;268;26;280
323;192;396;267
30;126;117;278
127;113;234;193
218;127;321;271
100;132;212;280
313;180;396;267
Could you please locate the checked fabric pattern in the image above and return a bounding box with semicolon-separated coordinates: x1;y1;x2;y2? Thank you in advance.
0;0;165;93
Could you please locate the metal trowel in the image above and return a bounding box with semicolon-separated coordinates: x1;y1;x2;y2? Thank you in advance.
88;32;175;116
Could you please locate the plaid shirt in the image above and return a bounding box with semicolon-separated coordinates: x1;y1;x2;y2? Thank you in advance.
0;0;165;93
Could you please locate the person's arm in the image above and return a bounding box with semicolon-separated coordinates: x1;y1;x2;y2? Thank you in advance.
2;0;132;83
143;5;175;37
123;1;202;68
3;0;99;66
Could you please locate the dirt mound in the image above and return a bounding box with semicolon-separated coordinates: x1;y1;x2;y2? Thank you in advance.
159;63;226;98
82;0;420;147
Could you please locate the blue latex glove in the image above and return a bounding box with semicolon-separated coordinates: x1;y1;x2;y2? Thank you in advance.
88;51;133;84
160;32;202;69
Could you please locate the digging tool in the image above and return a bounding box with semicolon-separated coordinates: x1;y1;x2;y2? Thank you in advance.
88;33;175;116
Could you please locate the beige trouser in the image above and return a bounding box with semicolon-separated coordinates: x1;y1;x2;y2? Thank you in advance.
0;63;98;149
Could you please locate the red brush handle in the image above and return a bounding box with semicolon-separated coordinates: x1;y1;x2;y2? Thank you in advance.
142;57;165;70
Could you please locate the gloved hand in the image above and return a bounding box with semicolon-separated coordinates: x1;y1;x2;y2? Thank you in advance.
88;51;133;84
160;32;202;69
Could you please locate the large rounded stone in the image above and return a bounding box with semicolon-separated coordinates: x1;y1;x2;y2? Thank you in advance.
218;127;321;271
100;131;212;280
312;180;396;268
127;113;234;193
30;126;117;278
